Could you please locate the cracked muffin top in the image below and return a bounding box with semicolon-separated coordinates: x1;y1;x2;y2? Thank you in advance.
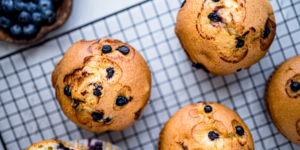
175;0;276;75
158;102;254;150
52;38;151;132
265;55;300;146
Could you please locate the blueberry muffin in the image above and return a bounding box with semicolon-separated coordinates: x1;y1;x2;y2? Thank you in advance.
158;102;254;150
52;38;151;132
26;139;86;150
26;139;117;150
175;0;276;75
265;55;300;146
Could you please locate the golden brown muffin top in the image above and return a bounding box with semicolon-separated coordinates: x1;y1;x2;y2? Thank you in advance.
176;0;276;75
52;38;151;132
265;55;300;146
158;102;254;150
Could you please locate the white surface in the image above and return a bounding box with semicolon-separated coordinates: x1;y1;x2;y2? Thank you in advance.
0;0;145;57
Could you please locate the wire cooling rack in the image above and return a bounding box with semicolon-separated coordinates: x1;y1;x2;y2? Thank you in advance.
0;0;300;149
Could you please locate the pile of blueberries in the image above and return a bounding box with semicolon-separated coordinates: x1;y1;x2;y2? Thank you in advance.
0;0;61;39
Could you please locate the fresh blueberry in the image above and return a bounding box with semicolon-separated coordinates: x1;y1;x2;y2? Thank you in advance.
102;45;112;53
38;0;53;11
236;126;245;136
291;82;300;92
91;112;103;121
64;85;71;96
236;39;245;48
212;0;220;2
116;45;130;55
103;117;112;123
208;131;219;141
2;0;14;14
106;67;114;79
208;12;221;22
116;96;129;106
181;0;186;8
26;2;38;13
10;24;22;37
204;105;212;113
32;12;44;26
14;1;25;12
262;26;271;39
42;9;55;24
93;86;102;97
17;11;31;25
0;16;12;29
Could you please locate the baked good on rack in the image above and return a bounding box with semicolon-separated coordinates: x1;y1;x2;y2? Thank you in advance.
26;139;118;150
265;55;300;146
52;38;151;132
26;139;86;150
175;0;276;75
158;102;254;150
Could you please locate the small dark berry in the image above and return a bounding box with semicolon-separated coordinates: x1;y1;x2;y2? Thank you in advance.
106;67;115;79
116;45;130;55
192;63;210;73
23;24;37;37
32;0;40;4
64;85;71;96
262;26;271;39
236;126;245;136
10;24;22;37
181;0;186;8
2;0;14;14
32;12;44;26
208;131;219;141
92;112;103;121
57;143;70;150
208;12;221;22
212;0;220;1
26;2;38;13
116;96;129;106
291;82;300;92
42;9;56;24
18;11;31;25
236;39;245;48
204;105;212;113
93;87;102;97
103;117;112;123
38;0;53;11
0;16;12;29
72;100;80;108
102;45;112;53
14;1;25;12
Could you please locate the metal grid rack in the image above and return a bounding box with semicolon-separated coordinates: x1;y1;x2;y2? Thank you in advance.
0;0;300;149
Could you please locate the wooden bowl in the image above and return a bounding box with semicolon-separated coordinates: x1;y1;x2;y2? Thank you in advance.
0;0;72;45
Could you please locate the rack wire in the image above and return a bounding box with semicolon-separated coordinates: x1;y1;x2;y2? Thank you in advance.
0;0;300;149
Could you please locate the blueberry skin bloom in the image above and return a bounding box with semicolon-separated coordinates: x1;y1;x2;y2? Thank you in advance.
32;12;44;26
42;9;56;24
23;24;37;37
38;0;53;11
2;0;14;14
10;24;22;37
0;16;12;29
18;11;31;25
